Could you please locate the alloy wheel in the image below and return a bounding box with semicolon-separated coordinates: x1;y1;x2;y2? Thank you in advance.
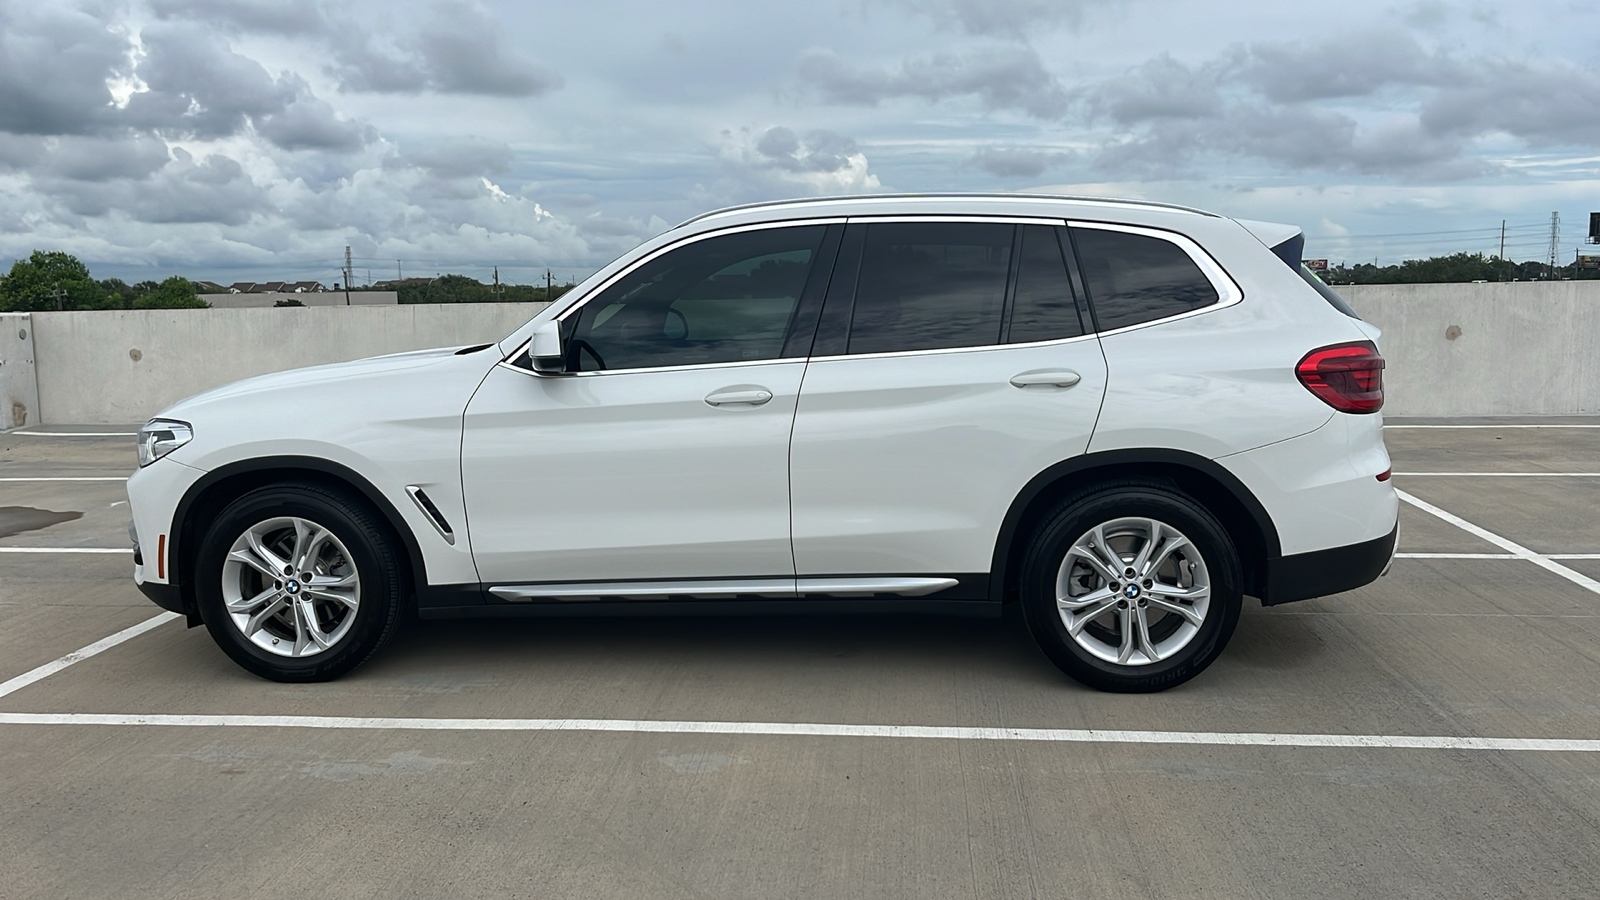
1055;516;1211;666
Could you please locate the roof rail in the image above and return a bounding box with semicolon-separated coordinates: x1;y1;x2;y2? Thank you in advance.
675;192;1217;228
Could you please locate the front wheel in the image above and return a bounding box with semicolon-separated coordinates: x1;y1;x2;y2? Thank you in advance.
1020;481;1242;693
194;483;405;682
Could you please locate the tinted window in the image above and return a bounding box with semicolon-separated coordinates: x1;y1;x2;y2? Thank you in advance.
846;222;1013;354
1008;225;1084;343
1073;227;1219;331
569;226;826;371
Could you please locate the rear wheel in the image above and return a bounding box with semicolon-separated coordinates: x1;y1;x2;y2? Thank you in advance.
194;483;404;682
1020;481;1242;692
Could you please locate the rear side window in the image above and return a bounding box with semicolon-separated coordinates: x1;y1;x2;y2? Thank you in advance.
1007;225;1085;343
568;225;826;371
846;222;1013;354
1073;227;1219;331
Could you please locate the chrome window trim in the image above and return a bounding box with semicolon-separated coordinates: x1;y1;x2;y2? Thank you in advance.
806;329;1097;364
1066;220;1244;337
496;356;805;378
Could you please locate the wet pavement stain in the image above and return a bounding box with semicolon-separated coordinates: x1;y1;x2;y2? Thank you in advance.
0;506;83;538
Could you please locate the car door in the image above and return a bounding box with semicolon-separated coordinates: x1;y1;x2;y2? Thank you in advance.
461;222;841;586
788;219;1108;583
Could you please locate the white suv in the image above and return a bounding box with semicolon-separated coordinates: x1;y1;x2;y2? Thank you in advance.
128;194;1397;692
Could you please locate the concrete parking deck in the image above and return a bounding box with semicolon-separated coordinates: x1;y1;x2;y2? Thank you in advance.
2;421;1599;899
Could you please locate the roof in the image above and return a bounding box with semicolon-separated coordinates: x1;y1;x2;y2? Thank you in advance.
676;192;1217;229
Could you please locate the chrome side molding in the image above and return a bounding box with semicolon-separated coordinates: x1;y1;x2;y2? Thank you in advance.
488;576;960;603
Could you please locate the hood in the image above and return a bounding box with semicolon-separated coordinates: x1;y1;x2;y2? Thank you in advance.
161;344;488;416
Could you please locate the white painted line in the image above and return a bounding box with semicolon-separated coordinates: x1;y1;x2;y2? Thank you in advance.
8;431;137;437
1394;472;1600;477
0;711;1595;752
0;477;129;482
1395;553;1600;560
0;612;180;700
0;547;130;554
1384;424;1600;429
1395;489;1600;596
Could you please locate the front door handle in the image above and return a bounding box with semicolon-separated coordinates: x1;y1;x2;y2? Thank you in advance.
704;388;774;407
1010;369;1082;388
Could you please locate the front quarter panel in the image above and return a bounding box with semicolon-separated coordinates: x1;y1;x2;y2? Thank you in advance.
143;349;495;587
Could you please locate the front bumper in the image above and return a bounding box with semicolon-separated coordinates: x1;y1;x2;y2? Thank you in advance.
1261;522;1398;606
137;579;187;615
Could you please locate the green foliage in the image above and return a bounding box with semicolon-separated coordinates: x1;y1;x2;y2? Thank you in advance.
1;252;209;310
357;275;576;305
1325;252;1600;284
133;276;209;309
0;251;107;311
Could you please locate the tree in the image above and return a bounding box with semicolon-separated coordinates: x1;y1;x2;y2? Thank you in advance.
133;276;209;309
0;251;108;311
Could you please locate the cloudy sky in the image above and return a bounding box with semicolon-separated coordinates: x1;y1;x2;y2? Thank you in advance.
2;0;1597;285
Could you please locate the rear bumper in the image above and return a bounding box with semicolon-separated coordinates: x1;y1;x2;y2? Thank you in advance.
1261;523;1397;606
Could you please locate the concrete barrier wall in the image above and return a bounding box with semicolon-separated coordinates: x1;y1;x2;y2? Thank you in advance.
13;282;1600;423
0;313;40;428
1341;281;1600;417
31;303;547;424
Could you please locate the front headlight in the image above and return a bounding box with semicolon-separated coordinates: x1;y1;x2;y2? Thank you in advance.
138;419;193;467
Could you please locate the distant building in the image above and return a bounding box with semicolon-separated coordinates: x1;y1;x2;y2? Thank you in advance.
226;281;327;294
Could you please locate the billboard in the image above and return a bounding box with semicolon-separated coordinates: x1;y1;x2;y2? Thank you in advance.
1302;259;1329;272
1590;212;1600;243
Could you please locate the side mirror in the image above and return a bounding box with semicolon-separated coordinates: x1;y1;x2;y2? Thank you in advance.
529;321;565;375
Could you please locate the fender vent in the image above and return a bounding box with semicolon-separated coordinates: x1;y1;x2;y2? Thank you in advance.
406;486;456;545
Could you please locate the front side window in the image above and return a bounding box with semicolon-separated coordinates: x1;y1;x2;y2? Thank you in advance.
1073;227;1220;331
846;222;1013;354
567;225;827;371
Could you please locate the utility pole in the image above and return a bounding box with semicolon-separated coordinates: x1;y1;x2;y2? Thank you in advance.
397;260;402;282
49;282;65;311
1499;220;1506;259
492;266;503;297
343;245;353;305
1547;212;1561;280
546;268;553;300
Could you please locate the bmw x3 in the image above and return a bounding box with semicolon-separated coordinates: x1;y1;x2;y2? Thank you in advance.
128;194;1397;692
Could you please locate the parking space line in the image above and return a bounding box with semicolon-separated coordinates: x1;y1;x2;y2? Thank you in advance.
0;612;180;701
0;477;129;482
0;548;130;554
0;711;1596;752
1394;472;1600;477
1395;489;1600;596
1397;552;1600;559
7;431;137;437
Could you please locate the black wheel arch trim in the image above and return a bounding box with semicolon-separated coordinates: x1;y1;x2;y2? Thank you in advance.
166;456;433;617
988;448;1282;604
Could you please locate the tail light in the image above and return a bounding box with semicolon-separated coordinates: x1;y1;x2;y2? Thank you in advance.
1296;341;1385;413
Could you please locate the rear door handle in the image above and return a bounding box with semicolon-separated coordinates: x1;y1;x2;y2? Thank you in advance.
1010;370;1082;388
704;388;774;407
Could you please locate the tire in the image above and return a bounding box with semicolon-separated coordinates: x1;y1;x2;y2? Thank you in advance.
194;482;405;682
1019;480;1242;693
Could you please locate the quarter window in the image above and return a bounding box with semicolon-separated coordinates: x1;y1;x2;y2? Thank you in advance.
846;222;1013;354
568;225;827;371
1008;225;1085;343
1072;227;1220;331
